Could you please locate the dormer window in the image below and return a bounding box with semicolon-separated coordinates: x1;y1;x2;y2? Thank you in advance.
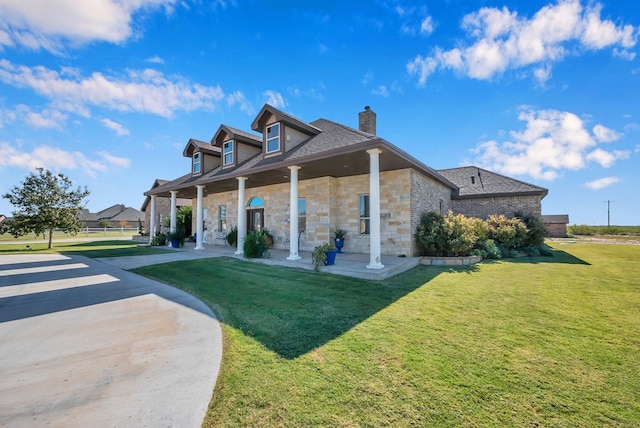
266;123;280;154
193;152;201;174
223;140;234;166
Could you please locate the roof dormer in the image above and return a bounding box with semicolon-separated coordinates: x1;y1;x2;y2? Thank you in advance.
182;138;221;176
251;104;321;157
211;125;262;170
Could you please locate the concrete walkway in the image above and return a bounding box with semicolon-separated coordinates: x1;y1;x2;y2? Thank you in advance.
0;253;222;427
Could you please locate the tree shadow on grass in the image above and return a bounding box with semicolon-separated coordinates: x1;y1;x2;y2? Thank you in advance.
133;257;449;360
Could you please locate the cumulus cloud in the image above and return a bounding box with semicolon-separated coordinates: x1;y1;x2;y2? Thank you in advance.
101;118;129;136
0;60;225;118
592;124;622;142
371;85;390;97
0;142;129;177
24;108;67;129
585;176;619;190
407;0;638;85
263;90;285;108
0;0;177;52
473;108;630;180
420;16;434;35
146;55;165;64
226;91;254;115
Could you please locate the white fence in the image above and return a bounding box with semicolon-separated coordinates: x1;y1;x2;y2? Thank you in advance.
80;227;140;236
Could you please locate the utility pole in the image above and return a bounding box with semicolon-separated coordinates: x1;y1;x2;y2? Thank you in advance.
604;200;615;226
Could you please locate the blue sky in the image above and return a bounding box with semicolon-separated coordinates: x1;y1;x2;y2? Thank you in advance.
0;0;638;225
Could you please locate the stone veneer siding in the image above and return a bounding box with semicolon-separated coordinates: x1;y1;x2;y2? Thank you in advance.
196;168;435;256
544;222;568;238
145;196;171;234
451;195;542;220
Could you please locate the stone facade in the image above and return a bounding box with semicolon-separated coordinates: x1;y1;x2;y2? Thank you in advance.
197;168;425;256
545;222;568;238
410;170;453;255
451;195;542;219
145;197;190;234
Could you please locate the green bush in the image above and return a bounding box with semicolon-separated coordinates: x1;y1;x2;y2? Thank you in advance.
243;230;266;258
487;214;528;249
569;224;595;236
226;226;238;246
515;212;547;246
416;211;446;256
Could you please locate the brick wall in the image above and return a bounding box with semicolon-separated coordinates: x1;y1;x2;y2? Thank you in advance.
410;170;453;255
451;195;542;219
145;196;172;234
545;222;568;238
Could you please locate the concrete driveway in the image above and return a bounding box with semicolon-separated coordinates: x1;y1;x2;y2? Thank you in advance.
0;253;222;427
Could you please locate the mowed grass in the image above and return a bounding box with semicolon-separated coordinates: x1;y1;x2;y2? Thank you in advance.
132;243;640;427
0;239;173;257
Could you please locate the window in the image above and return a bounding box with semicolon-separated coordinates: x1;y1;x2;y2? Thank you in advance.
359;194;370;234
218;205;227;232
192;152;201;174
298;198;306;234
223;140;234;166
266;123;280;153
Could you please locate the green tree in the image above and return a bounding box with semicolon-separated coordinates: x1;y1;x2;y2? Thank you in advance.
98;218;113;228
1;168;90;249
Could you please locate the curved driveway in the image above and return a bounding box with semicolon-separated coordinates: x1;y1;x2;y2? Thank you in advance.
0;253;222;427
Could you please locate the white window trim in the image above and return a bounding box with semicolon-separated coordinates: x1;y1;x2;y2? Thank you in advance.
266;123;280;154
223;140;234;166
193;152;201;174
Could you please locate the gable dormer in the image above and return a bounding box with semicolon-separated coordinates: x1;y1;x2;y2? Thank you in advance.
250;104;321;158
183;138;221;176
211;125;262;170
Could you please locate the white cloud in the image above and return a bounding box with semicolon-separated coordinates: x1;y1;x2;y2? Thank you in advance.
0;60;225;118
101;118;129;136
263;90;285;108
96;150;131;168
473;108;628;180
0;0;177;52
146;55;165;64
585;176;619;190
226;91;254;115
0;142;123;177
362;72;373;85
592;124;622;142
420;16;434;35
407;0;638;85
371;85;389;98
25;108;67;129
0;108;16;127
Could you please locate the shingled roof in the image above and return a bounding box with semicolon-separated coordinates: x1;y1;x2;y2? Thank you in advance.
438;166;548;199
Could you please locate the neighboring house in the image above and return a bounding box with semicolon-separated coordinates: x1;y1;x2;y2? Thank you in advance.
80;204;145;228
542;214;570;238
141;179;192;234
144;104;549;268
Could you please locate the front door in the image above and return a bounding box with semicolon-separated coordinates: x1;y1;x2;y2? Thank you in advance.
247;208;264;233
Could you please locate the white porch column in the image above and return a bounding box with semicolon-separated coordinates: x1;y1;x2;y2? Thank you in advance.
149;195;157;244
235;177;247;255
169;191;177;233
366;148;384;269
287;166;301;260
195;185;205;250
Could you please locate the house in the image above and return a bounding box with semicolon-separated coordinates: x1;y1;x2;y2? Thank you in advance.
144;105;549;269
141;179;192;234
80;204;145;228
542;214;570;238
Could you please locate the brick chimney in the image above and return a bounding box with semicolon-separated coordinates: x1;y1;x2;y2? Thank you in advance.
358;106;376;135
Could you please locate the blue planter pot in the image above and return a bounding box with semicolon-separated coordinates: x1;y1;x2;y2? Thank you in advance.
170;239;180;248
334;238;344;253
325;249;338;265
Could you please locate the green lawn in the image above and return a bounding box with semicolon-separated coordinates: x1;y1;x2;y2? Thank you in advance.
131;242;640;427
0;239;173;257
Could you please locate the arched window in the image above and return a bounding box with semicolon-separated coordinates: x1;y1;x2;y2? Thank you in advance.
247;197;264;207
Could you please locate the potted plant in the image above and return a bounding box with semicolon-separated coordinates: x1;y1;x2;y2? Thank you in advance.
311;242;338;271
166;229;185;248
226;226;238;247
259;228;274;249
243;230;266;258
334;228;347;253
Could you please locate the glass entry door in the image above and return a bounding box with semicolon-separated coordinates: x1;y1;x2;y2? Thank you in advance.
247;208;264;232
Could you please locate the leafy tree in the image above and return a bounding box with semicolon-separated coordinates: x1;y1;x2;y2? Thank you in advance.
98;218;113;228
1;168;90;249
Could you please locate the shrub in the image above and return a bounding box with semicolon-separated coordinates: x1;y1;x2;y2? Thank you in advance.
487;214;527;249
416;211;446;256
311;242;333;271
442;212;481;256
569;224;595;236
515;212;547;246
479;239;501;259
243;230;266;258
226;226;238;246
